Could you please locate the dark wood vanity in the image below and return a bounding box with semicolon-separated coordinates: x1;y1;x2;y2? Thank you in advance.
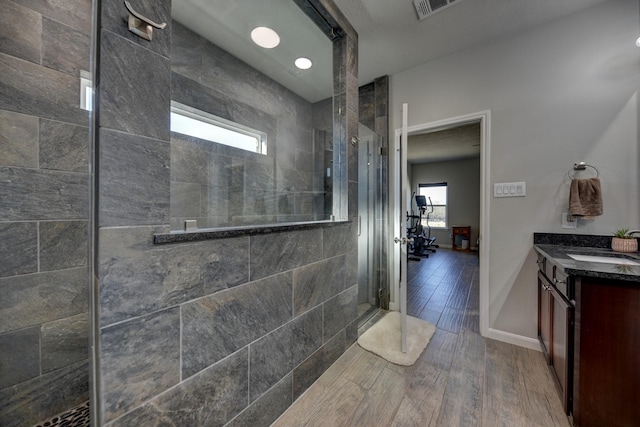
534;233;640;427
572;275;640;426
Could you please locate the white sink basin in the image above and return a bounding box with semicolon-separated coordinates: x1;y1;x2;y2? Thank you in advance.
567;254;640;266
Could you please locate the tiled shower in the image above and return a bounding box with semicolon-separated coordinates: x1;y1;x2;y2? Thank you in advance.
0;0;389;425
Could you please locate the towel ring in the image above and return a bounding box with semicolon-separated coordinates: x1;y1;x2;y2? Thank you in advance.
567;162;599;180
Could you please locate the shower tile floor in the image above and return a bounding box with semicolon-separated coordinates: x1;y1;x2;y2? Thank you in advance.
35;401;89;427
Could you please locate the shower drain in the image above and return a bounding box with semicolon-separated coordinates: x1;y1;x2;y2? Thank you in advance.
34;401;89;427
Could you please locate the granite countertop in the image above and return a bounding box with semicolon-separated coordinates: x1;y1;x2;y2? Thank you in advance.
533;244;640;282
533;232;640;282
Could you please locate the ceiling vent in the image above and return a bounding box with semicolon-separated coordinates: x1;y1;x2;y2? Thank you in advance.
413;0;461;20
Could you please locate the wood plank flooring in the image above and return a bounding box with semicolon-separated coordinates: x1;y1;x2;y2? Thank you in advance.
273;249;571;427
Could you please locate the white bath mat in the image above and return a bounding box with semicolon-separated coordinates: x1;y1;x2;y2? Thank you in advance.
357;311;436;366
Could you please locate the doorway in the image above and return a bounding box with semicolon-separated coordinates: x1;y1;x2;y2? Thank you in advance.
409;122;481;251
390;110;491;337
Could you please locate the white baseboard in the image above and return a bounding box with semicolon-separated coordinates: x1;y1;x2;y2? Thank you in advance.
486;328;541;351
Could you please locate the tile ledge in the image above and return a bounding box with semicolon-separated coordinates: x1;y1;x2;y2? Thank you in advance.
153;220;351;244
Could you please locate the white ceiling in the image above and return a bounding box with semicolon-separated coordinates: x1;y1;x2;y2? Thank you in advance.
333;0;610;86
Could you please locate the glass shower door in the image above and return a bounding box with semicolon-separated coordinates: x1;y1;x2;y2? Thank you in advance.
357;124;381;325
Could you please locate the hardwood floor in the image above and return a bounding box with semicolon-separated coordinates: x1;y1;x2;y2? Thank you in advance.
273;249;571;427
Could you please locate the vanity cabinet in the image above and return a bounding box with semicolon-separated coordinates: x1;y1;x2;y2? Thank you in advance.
537;256;574;413
572;276;640;427
536;247;640;426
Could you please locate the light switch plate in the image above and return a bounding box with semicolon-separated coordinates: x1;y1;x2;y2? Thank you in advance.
493;181;526;198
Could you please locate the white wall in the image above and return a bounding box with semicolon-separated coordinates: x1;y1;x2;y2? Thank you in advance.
390;0;640;340
410;158;481;247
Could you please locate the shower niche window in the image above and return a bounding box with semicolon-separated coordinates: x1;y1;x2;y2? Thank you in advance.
169;0;345;231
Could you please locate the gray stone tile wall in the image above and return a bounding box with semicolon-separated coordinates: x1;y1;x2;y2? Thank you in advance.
249;306;324;402
0;268;88;334
42;17;90;76
226;373;293;427
100;307;181;422
12;0;92;35
100;0;171;57
250;228;324;280
0;53;88;126
96;1;359;426
359;83;376;130
106;349;249;427
0;110;39;167
323;220;357;257
0;167;88;221
293;328;346;399
324;285;358;340
99;30;171;141
0;222;38;277
0;360;89;427
39;119;89;172
181;272;293;378
4;0;361;425
0;1;92;425
0;327;40;389
41;313;89;373
0;1;42;63
99;226;250;325
39;221;88;271
99;129;170;226
293;255;347;315
98;223;358;426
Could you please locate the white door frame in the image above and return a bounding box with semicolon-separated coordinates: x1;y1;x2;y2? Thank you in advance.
390;110;491;338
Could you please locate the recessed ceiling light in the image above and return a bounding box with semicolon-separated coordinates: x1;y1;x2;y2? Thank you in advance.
295;57;313;70
251;27;280;49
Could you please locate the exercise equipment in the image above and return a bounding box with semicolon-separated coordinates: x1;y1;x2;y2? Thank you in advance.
406;193;438;261
420;195;438;253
